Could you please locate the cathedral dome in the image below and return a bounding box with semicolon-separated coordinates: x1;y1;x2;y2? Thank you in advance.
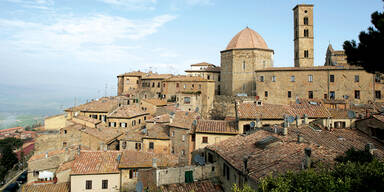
226;27;269;50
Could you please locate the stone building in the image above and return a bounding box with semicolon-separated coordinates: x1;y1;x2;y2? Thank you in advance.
140;98;167;115
141;73;173;98
117;71;146;96
293;4;314;67
220;27;274;96
107;105;149;129
185;62;221;95
194;120;238;150
356;114;384;143
325;44;348;66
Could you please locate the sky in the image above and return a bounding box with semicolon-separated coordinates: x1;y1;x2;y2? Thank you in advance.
0;0;382;114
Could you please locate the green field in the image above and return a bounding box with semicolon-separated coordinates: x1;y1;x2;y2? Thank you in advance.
0;112;44;130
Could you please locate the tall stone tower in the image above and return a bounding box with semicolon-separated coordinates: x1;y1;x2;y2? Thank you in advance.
293;4;314;67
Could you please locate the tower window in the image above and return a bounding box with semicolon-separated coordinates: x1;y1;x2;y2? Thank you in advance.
288;91;292;98
272;76;276;82
259;76;264;82
304;29;309;37
291;76;295;82
243;61;246;70
355;90;360;99
304;50;309;58
265;91;268;97
308;91;313;99
330;75;335;82
330;91;335;100
355;75;359;82
375;90;381;99
207;75;210;80
308;75;313;82
304;17;309;25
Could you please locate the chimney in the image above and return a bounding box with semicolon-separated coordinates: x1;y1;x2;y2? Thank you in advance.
243;155;249;174
256;118;262;128
152;158;157;168
303;114;309;125
296;115;301;126
282;127;288;136
365;143;375;155
326;117;331;131
304;148;312;169
297;135;304;143
45;152;48;159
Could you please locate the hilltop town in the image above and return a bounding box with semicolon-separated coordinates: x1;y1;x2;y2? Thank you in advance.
4;3;384;192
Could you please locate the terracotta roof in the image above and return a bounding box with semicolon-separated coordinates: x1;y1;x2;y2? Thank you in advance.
322;99;346;104
0;127;23;133
141;73;173;80
160;180;223;192
290;99;331;118
288;125;384;158
28;149;66;162
195;120;238;134
373;114;384;123
119;129;143;142
255;65;363;72
142;98;167;106
146;114;170;123
145;124;170;139
206;130;338;181
108;105;149;119
238;102;293;119
22;182;69;192
118;71;146;77
328;109;351;119
73;115;101;124
65;97;119;113
226;27;269;50
119;150;178;168
81;126;122;143
168;111;199;129
56;160;74;173
71;151;121;175
165;76;214;82
190;62;215;67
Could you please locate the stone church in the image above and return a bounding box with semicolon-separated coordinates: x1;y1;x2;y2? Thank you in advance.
220;4;383;104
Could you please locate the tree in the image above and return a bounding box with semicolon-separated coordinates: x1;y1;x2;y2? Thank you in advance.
335;147;374;164
0;145;18;170
343;0;384;73
0;137;23;150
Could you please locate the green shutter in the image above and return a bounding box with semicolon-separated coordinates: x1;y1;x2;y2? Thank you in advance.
185;171;193;183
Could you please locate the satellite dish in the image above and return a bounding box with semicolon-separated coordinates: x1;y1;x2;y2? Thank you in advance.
348;111;356;119
136;181;143;192
287;116;295;123
193;154;205;166
250;121;255;128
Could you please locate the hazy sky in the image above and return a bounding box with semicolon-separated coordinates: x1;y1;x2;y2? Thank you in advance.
0;0;382;113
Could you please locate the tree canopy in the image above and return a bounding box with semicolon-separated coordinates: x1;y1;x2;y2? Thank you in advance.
343;0;384;73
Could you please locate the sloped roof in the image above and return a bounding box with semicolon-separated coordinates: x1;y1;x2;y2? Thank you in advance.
160;180;223;192
165;76;214;82
238;102;293;119
71;151;121;175
119;150;178;168
168;111;199;129
81;126;122;143
65;97;119;113
195;120;238;134
290;99;331;118
22;182;69;192
108;105;149;119
142;98;168;106
190;62;215;67
373;114;384;123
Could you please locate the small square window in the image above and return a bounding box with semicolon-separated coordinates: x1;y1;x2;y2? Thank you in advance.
330;75;335;82
86;180;92;190
149;142;154;149
202;137;208;144
102;180;108;189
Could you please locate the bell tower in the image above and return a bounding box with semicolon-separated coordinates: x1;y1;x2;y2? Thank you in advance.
293;4;314;67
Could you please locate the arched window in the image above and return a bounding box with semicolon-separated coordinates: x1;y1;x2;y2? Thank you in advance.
304;29;309;37
304;17;308;25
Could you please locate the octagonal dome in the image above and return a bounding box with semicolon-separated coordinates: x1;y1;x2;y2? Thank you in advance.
226;27;269;50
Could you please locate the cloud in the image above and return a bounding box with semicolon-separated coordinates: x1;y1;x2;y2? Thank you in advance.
5;0;54;9
99;0;157;10
0;14;176;57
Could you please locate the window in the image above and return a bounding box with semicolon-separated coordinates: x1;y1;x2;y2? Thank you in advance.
304;17;308;25
149;142;154;149
171;131;175;137
132;120;136;126
135;143;141;150
288;91;292;98
218;75;221;81
202;137;208;144
129;169;138;179
265;91;268;97
304;29;309;37
223;163;230;180
184;97;191;104
181;150;185;156
152;82;155;87
86;180;92;190
330;75;335;82
176;83;179;88
308;75;313;82
192;134;195;142
355;75;359;82
157;82;160;87
259;76;264;82
138;119;141;124
242;61;246;70
376;90;381;99
182;135;185;141
375;74;381;82
330;91;335;100
355;90;360;99
192;84;194;88
291;76;295;82
308;91;313;99
324;94;328;99
102;180;108;189
304;50;309;58
272;76;276;82
183;84;186;89
207;75;210;80
64;130;67;134
122;141;127;149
